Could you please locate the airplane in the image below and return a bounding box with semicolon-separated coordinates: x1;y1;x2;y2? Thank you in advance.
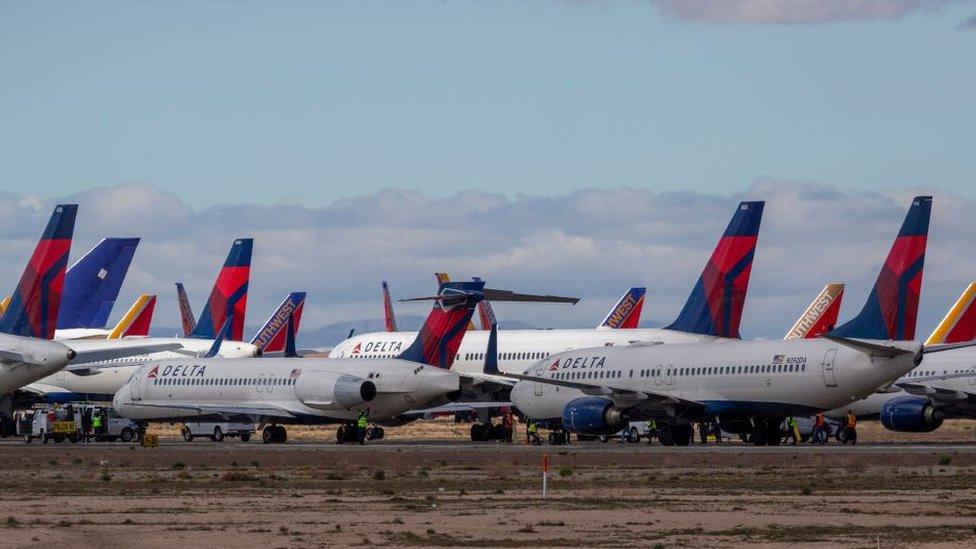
249;292;306;355
106;294;157;339
0;206;177;435
21;240;261;403
502;196;936;446
834;282;976;432
783;283;844;340
112;280;577;443
382;281;397;332
329;201;765;377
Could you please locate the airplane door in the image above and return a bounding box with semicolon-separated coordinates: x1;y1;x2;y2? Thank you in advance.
821;349;838;387
969;365;976;387
130;370;145;401
534;382;543;397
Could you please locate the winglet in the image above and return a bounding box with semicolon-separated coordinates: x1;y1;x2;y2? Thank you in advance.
926;282;976;345
204;315;233;358
784;283;845;340
283;312;300;358
484;322;499;375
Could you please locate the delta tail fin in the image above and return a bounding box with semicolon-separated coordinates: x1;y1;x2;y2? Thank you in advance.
190;238;252;341
382;281;398;332
664;201;764;339
784;283;845;340
0;204;78;339
830;196;932;341
175;282;196;337
57;237;139;329
598;287;646;329
250;292;306;353
107;294;157;339
926;282;976;345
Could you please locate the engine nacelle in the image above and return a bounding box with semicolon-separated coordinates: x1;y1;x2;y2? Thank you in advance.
880;395;944;433
561;397;629;435
295;371;376;410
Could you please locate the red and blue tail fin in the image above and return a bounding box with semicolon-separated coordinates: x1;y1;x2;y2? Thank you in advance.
398;280;484;368
175;282;196;337
830;196;932;341
598;287;646;329
58;237;139;329
0;204;78;339
665;201;764;338
250;292;306;353
107;294;157;339
382;281;398;332
190;238;252;341
926;282;976;345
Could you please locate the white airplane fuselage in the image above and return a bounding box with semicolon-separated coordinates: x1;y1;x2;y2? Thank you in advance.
32;339;259;401
330;328;717;376
510;339;921;422
113;357;460;424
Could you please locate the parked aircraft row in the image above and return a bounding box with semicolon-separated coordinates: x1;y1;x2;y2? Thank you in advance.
7;194;976;446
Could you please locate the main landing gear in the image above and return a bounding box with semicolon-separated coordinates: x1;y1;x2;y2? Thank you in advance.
336;423;384;444
262;424;287;444
747;417;782;446
655;424;693;446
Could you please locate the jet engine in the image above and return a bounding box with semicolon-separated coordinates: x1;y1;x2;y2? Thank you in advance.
561;397;629;435
295;371;376;410
880;395;944;433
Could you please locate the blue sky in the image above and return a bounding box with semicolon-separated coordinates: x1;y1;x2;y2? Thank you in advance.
2;1;973;206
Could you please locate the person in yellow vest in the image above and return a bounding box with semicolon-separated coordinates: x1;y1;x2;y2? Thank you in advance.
356;411;369;445
844;410;857;445
91;412;103;441
527;421;541;445
787;416;801;445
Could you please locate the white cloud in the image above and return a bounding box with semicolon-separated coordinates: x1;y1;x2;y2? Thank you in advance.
0;181;972;341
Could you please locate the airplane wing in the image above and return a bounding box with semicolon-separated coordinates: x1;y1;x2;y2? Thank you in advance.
19;382;72;395
497;370;703;412
67;343;185;369
403;401;513;419
460;372;517;388
121;401;296;419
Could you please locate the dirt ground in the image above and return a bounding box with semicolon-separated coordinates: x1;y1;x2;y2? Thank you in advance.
1;419;976;548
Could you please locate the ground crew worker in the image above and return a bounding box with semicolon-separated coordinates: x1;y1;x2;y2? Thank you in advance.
91;411;103;441
787;416;800;445
698;422;708;444
647;419;657;443
502;412;514;443
844;410;857;444
527;421;541;445
813;412;826;444
356;411;369;444
82;408;92;442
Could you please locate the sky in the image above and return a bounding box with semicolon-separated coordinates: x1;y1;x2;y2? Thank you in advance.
0;1;974;341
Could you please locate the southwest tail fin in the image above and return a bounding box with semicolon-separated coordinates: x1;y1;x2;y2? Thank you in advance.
382;281;398;332
598;287;646;329
830;196;932;341
398;280;577;368
190;238;252;341
175;282;195;337
0;204;78;339
250;292;306;353
435;272;478;330
477;300;497;330
107;294;157;339
784;283;844;340
925;282;976;345
57;237;140;329
664;201;764;338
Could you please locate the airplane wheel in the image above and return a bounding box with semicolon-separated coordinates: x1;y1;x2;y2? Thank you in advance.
263;426;275;444
182;428;193;442
336;425;346;444
657;425;675;446
274;425;287;443
674;425;693;446
212;426;224;442
470;423;484;442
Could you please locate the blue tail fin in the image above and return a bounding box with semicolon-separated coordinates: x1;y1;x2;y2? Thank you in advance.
283;312;299;358
830;196;932;340
204;315;233;358
57;237;140;329
484;322;499;375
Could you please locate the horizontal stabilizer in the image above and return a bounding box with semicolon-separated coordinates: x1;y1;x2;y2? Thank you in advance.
821;336;915;358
